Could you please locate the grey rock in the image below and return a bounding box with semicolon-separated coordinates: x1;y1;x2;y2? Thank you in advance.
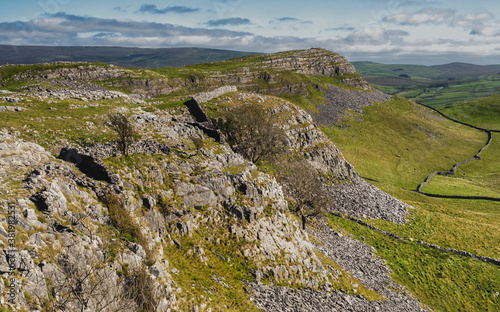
23;208;37;221
0;222;8;238
128;242;147;259
23;265;48;299
29;181;68;217
0;251;9;273
316;85;392;126
174;182;217;208
5;249;35;272
192;86;237;104
141;194;156;209
145;209;166;236
28;233;44;247
331;177;408;224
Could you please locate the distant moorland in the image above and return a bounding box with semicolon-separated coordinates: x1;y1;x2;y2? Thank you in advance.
0;45;259;68
353;61;500;108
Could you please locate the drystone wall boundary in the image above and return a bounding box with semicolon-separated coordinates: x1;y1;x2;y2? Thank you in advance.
330;212;500;266
416;102;500;134
192;85;237;103
417;131;493;192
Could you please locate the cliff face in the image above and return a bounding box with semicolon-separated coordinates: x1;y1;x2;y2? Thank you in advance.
260;49;355;74
0;49;425;311
4;49;370;97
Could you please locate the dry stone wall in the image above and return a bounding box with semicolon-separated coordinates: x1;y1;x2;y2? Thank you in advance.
192;85;237;103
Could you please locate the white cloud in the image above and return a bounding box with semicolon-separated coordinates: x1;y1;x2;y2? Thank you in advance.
382;7;495;29
0;12;498;65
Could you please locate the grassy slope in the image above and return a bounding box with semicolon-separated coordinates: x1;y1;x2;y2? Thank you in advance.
3;57;499;312
439;94;500;131
329;214;500;312
322;96;499;312
422;132;500;198
0;97;134;150
322;97;486;189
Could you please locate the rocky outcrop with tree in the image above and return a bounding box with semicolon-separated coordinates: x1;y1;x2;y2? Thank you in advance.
0;49;426;311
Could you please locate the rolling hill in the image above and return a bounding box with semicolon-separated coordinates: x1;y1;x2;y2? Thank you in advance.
353;61;500;108
0;45;260;68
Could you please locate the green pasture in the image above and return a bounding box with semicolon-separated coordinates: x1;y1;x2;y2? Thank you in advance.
321;97;486;190
439;95;500;130
328;214;500;312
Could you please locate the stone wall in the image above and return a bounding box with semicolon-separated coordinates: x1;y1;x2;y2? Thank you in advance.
192;85;237;103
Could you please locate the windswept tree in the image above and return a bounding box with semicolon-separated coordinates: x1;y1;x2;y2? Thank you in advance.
218;103;287;163
190;136;204;157
41;253;134;312
277;158;330;230
108;113;138;156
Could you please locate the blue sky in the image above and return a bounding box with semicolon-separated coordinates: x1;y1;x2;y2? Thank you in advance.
0;0;499;64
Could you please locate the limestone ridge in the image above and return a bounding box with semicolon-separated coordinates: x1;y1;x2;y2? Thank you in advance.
191;92;409;224
2;49;369;97
256;49;369;89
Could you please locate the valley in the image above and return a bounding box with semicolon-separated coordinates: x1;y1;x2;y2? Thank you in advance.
0;48;498;312
353;61;500;108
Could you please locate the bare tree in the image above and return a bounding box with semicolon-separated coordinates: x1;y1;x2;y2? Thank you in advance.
108;113;137;156
218;103;287;163
42;254;135;312
277;158;330;230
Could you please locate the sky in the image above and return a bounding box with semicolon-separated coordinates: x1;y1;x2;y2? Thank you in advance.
0;0;499;65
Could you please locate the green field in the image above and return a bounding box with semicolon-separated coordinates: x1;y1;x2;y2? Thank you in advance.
353;61;500;108
329;213;500;312
439;95;500;130
323;94;500;311
421;132;500;198
322;97;486;189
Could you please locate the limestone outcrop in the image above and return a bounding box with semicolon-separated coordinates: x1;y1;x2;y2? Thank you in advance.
0;50;427;311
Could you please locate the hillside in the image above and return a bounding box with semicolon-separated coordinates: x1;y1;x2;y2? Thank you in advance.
0;45;260;68
439;94;500;131
0;49;498;312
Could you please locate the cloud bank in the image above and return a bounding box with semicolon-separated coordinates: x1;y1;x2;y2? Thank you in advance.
0;10;499;65
205;18;251;27
138;5;200;15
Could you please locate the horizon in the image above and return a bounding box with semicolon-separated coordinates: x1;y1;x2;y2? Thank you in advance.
1;1;499;66
1;44;499;67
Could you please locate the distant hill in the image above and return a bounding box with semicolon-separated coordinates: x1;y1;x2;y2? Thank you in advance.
0;45;261;68
353;61;500;108
353;61;500;79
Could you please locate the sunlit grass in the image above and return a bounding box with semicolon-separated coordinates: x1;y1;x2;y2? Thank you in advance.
439;95;500;131
321;97;486;189
328;214;500;312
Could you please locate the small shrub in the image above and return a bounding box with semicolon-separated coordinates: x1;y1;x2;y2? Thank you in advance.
190;136;204;154
108;113;139;156
157;195;173;217
104;192;141;241
277;158;330;230
127;267;158;311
